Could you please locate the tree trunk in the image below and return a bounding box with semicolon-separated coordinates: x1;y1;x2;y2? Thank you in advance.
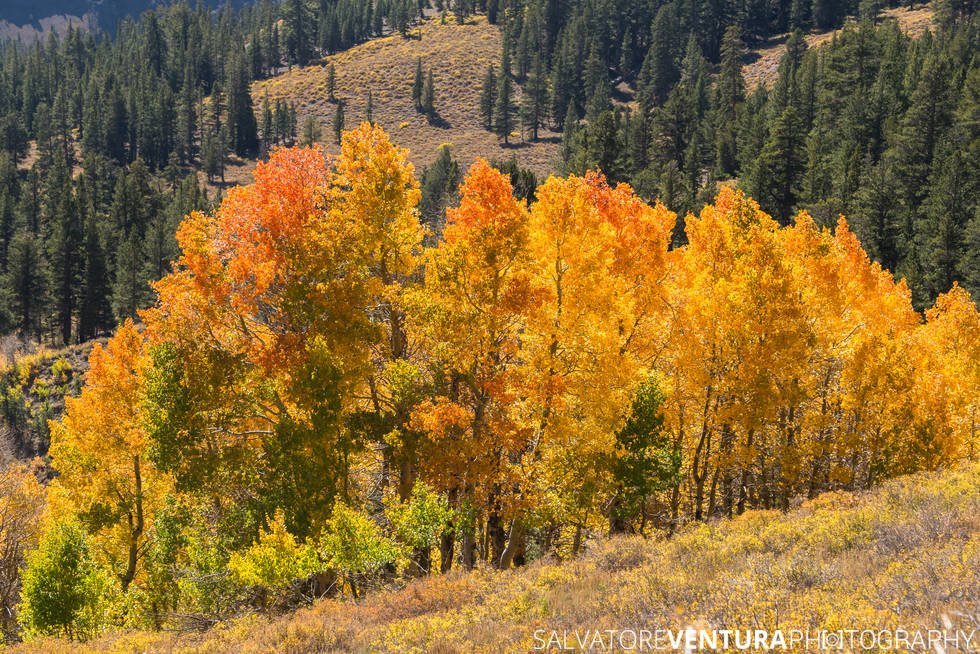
498;519;526;569
120;455;144;591
461;530;476;570
571;524;583;557
487;512;507;568
439;528;455;574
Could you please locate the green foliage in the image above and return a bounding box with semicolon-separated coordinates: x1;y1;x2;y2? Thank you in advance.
18;522;114;641
422;71;437;121
228;510;316;592
479;65;496;129
609;378;680;532
388;483;453;551
420;146;461;235
316;503;401;596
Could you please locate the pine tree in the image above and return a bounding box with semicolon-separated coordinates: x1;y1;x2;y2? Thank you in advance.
560;102;579;163
78;214;112;341
715;25;746;177
327;63;337;102
47;175;83;345
618;28;635;81
302;116;322;146
412;58;424;111
494;70;514;144
920;143;974;298
582;41;606;107
366;90;374;124
480;65;496;129
853;159;902;271
637;5;679;111
419;145;460;236
3;231;47;338
522;54;548;141
226;51;259;157
422;71;436;121
285;0;311;66
494;41;515;144
177;65;197;164
111;230;147;322
790;0;811;30
751;105;805;224
333;102;345;144
261;94;275;150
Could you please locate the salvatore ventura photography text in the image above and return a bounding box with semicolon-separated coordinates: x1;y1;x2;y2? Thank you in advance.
532;627;979;652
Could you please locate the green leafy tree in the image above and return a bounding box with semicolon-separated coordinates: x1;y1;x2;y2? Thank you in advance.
316;504;401;598
228;510;315;600
18;522;113;641
388;483;453;575
608;379;679;534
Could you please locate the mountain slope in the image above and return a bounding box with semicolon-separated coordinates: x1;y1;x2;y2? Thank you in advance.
250;16;560;180
17;463;978;653
742;4;935;90
0;0;246;40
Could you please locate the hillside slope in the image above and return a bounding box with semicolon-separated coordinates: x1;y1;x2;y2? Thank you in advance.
249;16;560;182
0;341;98;467
742;4;935;89
19;463;978;653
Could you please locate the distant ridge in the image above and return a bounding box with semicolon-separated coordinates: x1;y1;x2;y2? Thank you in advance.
0;0;247;41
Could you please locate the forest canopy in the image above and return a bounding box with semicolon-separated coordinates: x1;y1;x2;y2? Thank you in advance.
21;123;978;639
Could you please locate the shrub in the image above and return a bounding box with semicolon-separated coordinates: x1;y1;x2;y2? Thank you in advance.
18;521;115;641
228;509;317;595
316;503;401;597
388;482;452;552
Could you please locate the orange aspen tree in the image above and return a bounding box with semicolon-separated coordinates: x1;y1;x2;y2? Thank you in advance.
409;159;540;568
142;144;378;536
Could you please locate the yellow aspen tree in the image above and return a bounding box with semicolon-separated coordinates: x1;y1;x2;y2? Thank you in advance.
515;172;671;558
327;122;425;502
48;321;173;591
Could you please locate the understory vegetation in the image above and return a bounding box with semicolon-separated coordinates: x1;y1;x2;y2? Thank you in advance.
12;463;979;652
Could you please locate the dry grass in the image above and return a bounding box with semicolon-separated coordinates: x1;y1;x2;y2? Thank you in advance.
251;15;560;180
742;4;935;90
18;462;979;653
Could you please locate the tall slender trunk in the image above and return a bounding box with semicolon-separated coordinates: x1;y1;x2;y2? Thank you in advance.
462;531;476;570
571;524;583;557
692;388;714;522
121;455;144;591
737;429;754;515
